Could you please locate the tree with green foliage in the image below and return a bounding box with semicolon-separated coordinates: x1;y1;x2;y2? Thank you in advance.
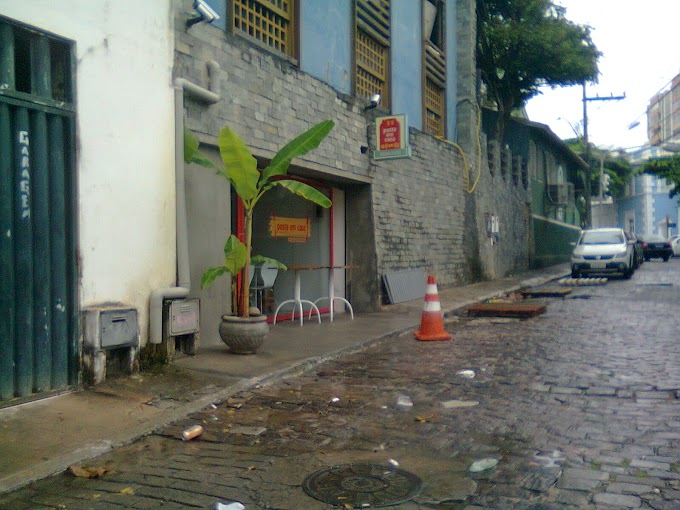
185;121;334;317
641;155;680;198
477;0;601;141
600;153;633;199
564;138;634;199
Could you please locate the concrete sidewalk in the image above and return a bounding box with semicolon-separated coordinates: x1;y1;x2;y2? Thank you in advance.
0;263;570;494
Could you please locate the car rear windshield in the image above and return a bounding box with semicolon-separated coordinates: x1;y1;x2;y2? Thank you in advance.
580;231;624;245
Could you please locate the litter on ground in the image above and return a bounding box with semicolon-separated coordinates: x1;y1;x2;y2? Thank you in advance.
441;400;479;409
469;458;498;472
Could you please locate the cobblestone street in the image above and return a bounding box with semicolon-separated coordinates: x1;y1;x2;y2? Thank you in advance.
3;260;680;509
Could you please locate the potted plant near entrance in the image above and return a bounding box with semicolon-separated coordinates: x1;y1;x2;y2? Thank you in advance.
184;120;334;353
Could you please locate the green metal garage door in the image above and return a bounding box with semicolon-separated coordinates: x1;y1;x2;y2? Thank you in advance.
0;17;77;402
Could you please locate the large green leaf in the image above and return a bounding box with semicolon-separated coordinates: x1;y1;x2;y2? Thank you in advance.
222;234;248;275
200;235;249;289
260;120;335;183
218;127;260;202
201;266;230;289
184;129;218;169
273;180;332;208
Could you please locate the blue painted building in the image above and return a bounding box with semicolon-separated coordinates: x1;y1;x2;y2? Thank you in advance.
617;173;679;238
300;0;458;137
205;0;460;138
178;0;476;329
611;145;679;238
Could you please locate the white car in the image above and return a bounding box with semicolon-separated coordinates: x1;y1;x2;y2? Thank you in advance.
669;235;680;257
571;228;635;279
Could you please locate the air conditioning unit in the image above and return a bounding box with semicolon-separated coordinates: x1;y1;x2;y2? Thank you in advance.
547;183;574;205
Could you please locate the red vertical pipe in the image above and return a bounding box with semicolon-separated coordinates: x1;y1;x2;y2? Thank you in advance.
329;188;334;266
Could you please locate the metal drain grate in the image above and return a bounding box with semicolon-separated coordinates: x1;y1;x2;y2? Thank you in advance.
302;463;422;507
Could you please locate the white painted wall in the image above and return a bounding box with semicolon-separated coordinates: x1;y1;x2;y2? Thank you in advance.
0;1;176;343
642;175;655;235
591;201;617;229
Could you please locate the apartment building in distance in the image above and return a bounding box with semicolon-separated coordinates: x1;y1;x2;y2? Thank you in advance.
648;73;680;147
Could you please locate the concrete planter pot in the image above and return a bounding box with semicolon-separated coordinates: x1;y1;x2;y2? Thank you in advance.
219;314;268;354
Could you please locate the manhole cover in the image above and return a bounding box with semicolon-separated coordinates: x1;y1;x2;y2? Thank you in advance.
302;463;422;507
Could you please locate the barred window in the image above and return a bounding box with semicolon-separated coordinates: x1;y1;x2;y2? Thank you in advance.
500;146;510;179
355;0;390;108
233;0;296;57
424;78;444;137
423;1;446;137
355;28;389;106
512;155;521;186
487;139;498;176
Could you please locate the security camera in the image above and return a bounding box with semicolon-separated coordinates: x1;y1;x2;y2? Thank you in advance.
363;93;382;111
187;0;220;29
195;0;219;23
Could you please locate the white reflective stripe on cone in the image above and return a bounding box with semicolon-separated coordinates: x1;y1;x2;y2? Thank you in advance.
423;301;442;312
426;284;438;294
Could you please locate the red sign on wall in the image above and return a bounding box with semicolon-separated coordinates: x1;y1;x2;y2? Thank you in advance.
374;115;411;160
379;117;402;151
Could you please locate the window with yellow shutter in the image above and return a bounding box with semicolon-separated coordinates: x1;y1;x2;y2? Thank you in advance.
354;0;390;109
423;0;446;138
233;0;296;58
424;77;445;137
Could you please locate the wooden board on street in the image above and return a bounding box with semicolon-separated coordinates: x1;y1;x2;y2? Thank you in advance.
465;301;547;318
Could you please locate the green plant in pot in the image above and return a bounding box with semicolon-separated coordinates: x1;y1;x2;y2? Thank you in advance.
184;120;334;353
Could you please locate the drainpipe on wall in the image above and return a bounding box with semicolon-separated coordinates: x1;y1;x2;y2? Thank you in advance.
149;61;221;344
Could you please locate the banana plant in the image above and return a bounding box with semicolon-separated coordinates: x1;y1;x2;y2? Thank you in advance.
185;121;334;317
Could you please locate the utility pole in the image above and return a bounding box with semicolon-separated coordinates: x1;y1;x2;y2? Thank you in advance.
582;83;625;227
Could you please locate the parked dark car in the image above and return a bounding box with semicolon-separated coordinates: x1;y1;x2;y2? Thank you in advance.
639;234;673;261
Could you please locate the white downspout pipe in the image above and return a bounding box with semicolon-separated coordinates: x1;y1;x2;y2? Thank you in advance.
149;61;220;344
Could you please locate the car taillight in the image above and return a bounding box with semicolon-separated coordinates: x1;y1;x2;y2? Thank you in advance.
642;242;648;249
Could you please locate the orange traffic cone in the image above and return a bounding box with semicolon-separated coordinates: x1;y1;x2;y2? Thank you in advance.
414;274;452;341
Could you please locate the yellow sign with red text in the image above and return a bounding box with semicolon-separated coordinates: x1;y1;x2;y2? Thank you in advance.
269;215;310;242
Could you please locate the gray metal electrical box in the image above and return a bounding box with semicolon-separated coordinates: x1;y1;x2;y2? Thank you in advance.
100;309;138;348
83;305;139;349
82;304;139;385
167;299;200;336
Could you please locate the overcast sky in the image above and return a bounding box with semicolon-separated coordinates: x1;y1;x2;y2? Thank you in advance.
524;0;680;150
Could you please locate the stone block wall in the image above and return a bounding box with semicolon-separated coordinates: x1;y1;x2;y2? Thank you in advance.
370;128;470;290
369;126;531;302
473;135;532;279
175;25;370;181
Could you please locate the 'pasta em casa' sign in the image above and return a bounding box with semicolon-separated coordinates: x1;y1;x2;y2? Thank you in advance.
374;114;411;160
269;215;310;243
